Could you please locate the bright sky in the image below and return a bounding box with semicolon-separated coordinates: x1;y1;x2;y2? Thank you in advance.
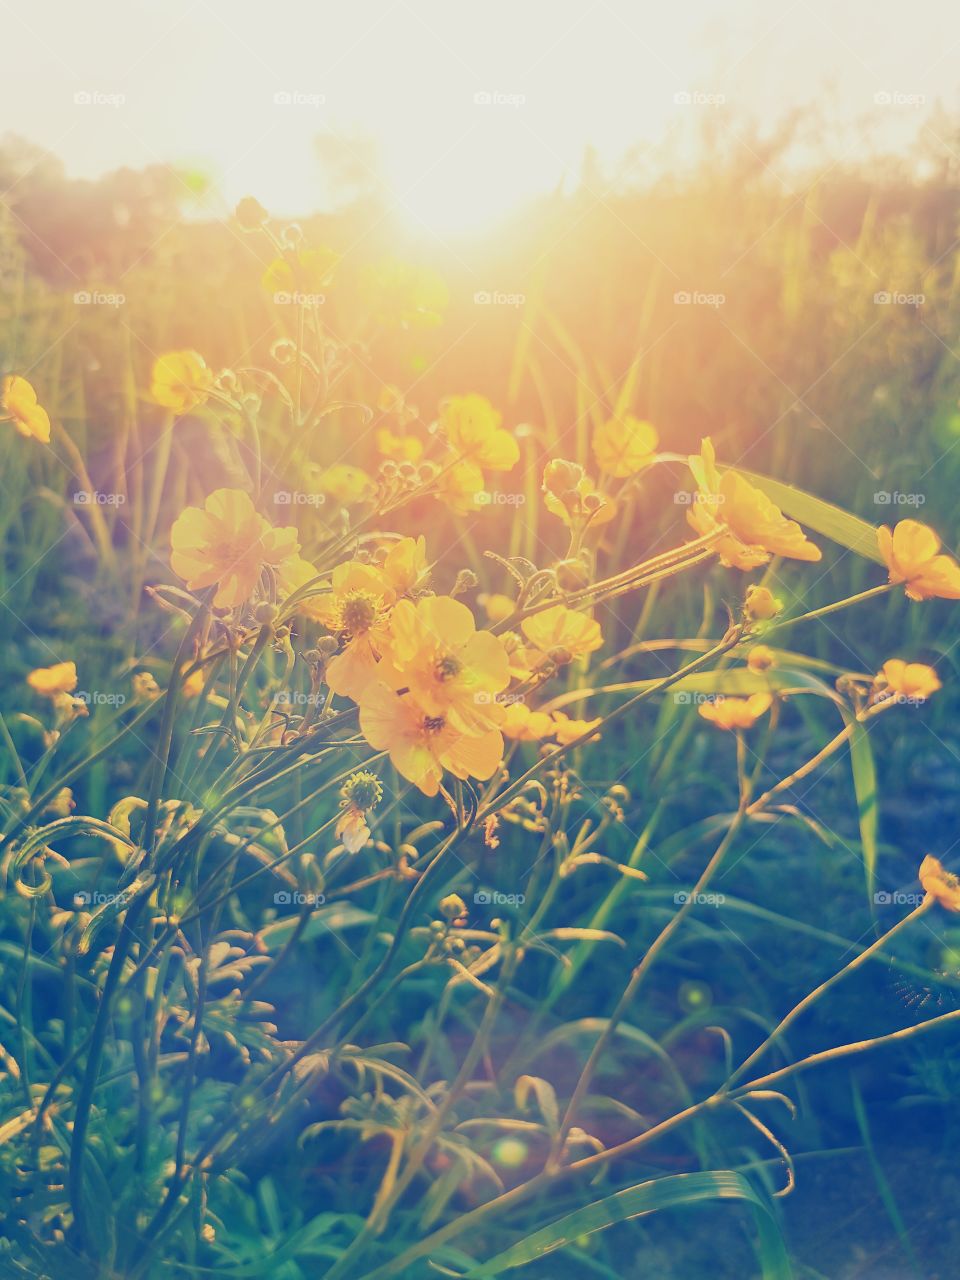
4;0;959;235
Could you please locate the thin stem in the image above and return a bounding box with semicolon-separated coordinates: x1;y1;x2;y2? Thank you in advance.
725;897;933;1089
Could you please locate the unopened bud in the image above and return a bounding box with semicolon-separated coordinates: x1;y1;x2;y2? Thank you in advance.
439;893;467;921
744;585;782;621
254;602;279;625
235;196;269;230
542;458;584;496
451;569;479;598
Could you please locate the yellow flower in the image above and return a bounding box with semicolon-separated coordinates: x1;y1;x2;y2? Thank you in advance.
170;488;299;608
919;855;960;911
479;593;516;625
27;661;78;697
262;247;340;297
592;415;658;478
358;681;504;797
551;711;602;745
747;645;775;673
878;659;941;701
380;535;429;596
542;459;615;529
1;376;50;443
698;692;772;731
377;426;423;463
380;596;510;734
688;438;821;569
877;520;960;601
521;605;603;664
313;561;396;702
435;460;486;515
440;395;519;472
317;464;375;507
150;351;212;413
501;701;556;741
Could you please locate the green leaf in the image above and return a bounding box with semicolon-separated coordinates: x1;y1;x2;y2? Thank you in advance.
842;710;879;901
737;469;883;563
259;902;375;951
465;1170;791;1278
514;1075;560;1134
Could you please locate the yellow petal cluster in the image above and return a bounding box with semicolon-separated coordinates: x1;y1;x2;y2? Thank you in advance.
688;438;820;569
698;692;772;731
877;520;960;601
170;488;299;608
1;376;50;442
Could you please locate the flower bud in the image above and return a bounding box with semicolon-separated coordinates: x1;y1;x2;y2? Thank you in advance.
235;196;269;230
747;645;775;672
439;893;467;921
451;569;479;598
744;585;782;621
132;672;161;701
254;602;279;626
542;459;584;496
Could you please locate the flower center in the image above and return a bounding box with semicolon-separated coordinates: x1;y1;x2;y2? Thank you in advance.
434;653;462;682
422;715;446;734
340;592;379;635
214;533;260;566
